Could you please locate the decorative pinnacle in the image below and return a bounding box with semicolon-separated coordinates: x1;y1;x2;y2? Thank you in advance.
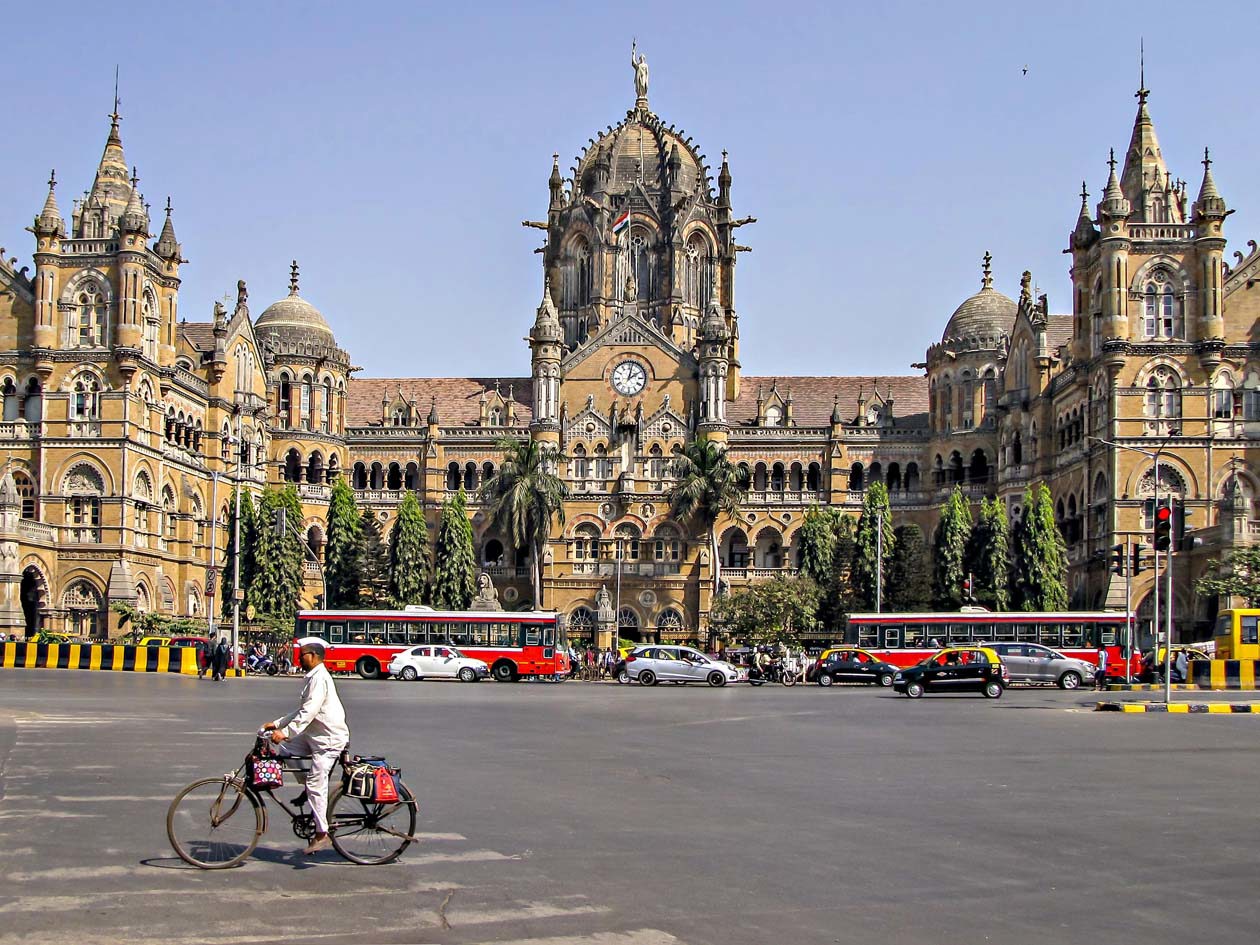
165;196;172;217
1202;146;1212;169
130;166;139;188
108;65;122;135
48;169;57;191
289;260;300;296
1136;38;1148;104
981;251;993;289
1107;148;1117;173
1080;180;1088;203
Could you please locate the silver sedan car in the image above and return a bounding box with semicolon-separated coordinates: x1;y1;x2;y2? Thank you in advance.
625;646;744;687
984;642;1096;689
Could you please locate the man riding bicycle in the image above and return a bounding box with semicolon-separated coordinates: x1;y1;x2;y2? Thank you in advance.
261;638;348;855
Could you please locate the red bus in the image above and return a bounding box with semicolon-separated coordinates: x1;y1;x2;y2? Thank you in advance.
292;608;570;682
843;611;1141;681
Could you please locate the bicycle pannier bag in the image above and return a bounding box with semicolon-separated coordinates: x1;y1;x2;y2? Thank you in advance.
249;755;283;790
345;763;375;799
373;766;400;803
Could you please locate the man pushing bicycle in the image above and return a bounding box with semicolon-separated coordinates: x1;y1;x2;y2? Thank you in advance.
261;638;348;855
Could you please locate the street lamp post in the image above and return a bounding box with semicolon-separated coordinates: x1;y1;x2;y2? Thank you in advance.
229;393;264;673
1087;432;1176;702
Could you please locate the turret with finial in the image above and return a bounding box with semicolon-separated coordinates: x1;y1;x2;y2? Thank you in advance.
33;169;66;239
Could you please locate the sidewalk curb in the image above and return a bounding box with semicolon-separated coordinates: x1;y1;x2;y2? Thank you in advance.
1094;701;1260;713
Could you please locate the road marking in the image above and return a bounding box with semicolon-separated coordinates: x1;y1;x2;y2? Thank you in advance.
463;931;684;945
0;810;104;821
668;710;828;726
49;795;174;803
398;849;515;866
445;902;610;926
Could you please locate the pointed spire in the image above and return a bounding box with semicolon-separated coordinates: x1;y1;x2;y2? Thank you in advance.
1119;59;1176;221
1100;148;1130;219
980;251;993;290
1194;146;1227;218
289;260;300;296
428;395;440;426
87;81;132;228
34;169;66;238
548;152;564;208
717;149;732;208
831;394;843;425
120;166;149;233
532;276;561;343
1073;181;1098;249
154;195;181;260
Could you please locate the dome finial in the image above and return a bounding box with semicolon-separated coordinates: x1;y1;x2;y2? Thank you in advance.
981;251;993;290
1136;38;1148;105
289;260;300;296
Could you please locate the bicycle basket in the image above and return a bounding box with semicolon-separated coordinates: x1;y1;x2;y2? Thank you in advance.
344;757;402;801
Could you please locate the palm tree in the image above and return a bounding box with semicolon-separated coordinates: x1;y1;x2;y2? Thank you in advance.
667;438;750;606
479;438;569;609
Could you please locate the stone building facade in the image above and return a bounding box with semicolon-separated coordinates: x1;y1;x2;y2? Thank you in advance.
1;67;1257;644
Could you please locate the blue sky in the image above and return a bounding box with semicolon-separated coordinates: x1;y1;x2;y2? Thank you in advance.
2;0;1256;380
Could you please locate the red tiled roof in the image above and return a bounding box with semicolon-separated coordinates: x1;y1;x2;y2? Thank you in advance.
1045;314;1074;355
179;322;216;352
731;375;929;428
348;377;534;427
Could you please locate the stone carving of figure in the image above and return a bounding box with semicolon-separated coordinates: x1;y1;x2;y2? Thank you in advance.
631;41;649;101
212;301;226;327
624;271;637;301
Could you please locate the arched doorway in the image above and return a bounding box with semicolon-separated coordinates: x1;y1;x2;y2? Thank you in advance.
618;606;642;643
20;566;48;637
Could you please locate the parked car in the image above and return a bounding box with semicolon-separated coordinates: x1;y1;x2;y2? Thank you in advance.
625;645;744;687
983;642;1096;689
892;646;1008;699
1140;645;1212;683
813;647;899;687
388;645;488;682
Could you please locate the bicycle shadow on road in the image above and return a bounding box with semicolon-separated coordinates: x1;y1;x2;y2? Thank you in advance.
139;846;345;872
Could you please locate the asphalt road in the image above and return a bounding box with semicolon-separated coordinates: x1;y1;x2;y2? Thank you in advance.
0;671;1256;945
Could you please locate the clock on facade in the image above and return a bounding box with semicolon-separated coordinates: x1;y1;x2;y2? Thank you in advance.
611;360;647;396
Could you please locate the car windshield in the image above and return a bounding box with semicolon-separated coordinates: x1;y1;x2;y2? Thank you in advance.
446;647;464;658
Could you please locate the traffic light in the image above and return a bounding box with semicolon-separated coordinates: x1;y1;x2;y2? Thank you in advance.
962;576;973;600
1111;544;1125;575
1153;501;1173;552
1131;543;1147;575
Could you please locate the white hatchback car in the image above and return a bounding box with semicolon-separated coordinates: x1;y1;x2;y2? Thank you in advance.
389;645;489;682
625;645;745;687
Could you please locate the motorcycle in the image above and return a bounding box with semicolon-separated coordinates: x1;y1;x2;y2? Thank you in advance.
245;652;291;676
748;658;797;687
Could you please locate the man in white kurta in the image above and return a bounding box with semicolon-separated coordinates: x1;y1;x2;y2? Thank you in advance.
262;639;349;855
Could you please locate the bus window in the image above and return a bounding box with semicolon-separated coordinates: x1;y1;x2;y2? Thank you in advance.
992;622;1015;642
970;623;994;643
449;623;471;646
303;620;325;639
525;623;542;646
406;622;428;645
1016;623;1038;643
1242;615;1259;646
326;623;345;644
348;619;366;642
947;625;970;644
884;626;901;647
541;623;554;646
493;622;518;647
1214;613;1231;639
1099;624;1118;646
1038;624;1062;647
1061;624;1084;648
386;621;407;646
857;625;877;648
903;624;924;648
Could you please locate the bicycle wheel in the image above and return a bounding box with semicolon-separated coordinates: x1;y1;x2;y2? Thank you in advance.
329;781;417;865
166;777;264;869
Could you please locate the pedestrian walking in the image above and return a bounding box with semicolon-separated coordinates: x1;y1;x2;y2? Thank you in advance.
1094;644;1109;690
1174;649;1189;684
211;635;230;682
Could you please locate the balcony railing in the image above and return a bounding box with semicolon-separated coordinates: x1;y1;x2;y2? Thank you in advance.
722;566;799;581
568;561;683;577
0;420;43;439
482;564;530;578
298;483;331;501
746;490;826;506
17;519;57;543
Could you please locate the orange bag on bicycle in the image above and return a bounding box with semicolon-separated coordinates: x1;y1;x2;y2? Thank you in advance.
373;766;399;803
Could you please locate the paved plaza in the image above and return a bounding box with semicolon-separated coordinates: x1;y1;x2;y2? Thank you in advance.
0;672;1257;945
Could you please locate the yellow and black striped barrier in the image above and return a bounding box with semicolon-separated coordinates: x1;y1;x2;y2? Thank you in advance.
1095;701;1260;713
1105;660;1260;691
1;641;199;675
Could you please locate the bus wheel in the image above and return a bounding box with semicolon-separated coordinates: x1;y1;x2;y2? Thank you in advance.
356;658;381;680
492;661;518;683
1058;671;1082;690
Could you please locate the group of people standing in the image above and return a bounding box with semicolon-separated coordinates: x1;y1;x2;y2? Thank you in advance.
199;636;236;682
570;646;621;679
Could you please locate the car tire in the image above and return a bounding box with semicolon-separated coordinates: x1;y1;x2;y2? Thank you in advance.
905;682;924;699
984;681;1004;699
877;673;895;687
1057;671;1082;690
617;669;631;685
707;671;727;688
458;667;478;683
638;669;657;686
399;666;418;681
817;673;834;687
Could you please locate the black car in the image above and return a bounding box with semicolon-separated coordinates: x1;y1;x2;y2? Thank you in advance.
892;646;1008;699
814;648;899;687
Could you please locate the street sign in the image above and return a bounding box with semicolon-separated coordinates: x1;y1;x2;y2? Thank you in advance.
205;567;218;597
233;588;245;602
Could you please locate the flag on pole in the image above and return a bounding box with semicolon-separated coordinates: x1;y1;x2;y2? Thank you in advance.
611;209;630;235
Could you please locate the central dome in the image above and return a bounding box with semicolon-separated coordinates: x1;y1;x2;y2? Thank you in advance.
577;108;708;197
941;254;1017;344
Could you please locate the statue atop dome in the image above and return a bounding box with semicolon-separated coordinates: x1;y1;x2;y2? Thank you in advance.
631;40;649;106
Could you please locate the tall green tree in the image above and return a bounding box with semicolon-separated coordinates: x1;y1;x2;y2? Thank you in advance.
251;486;306;628
888;523;932;612
431;488;478;610
796;506;854;631
1012;482;1069;611
388;492;431;606
970;496;1012;610
667;438;750;603
850;481;895;611
323;478;361;609
933;485;973;608
711;574;821;646
480;438;570;609
1196;547;1260;607
220;489;256;621
357;510;392;608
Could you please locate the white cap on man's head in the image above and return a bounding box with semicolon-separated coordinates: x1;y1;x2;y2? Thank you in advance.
295;637;329;655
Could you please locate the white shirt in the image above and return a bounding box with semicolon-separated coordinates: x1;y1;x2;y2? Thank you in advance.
272;663;349;751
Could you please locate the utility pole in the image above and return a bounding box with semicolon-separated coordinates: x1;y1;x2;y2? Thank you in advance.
875;513;883;614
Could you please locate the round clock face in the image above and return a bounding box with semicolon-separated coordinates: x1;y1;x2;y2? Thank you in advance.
611;360;647;396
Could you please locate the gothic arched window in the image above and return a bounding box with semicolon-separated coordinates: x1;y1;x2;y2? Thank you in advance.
76;283;107;347
1144;272;1181;339
277;373;292;428
1144;368;1181;421
684;233;713;309
142;292;159;361
13;470;37;520
72;376;101;421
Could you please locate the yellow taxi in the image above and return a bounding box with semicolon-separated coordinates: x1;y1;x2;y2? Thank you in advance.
811;647;901;687
892;646;1009;699
1141;645;1212;683
138;636;173;647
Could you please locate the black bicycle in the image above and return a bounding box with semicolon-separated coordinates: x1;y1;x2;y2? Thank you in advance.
166;736;417;869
